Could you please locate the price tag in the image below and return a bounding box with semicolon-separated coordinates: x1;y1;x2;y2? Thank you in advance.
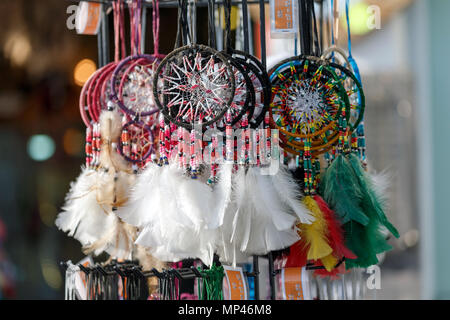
281;267;311;300
76;1;102;35
223;265;248;300
270;0;297;37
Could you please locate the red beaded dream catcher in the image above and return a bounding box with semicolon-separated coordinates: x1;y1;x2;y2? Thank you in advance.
57;0;162;263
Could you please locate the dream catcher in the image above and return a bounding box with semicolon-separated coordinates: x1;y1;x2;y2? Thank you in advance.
109;0;166;166
57;0;162;263
317;0;399;269
273;0;398;276
208;0;314;267
118;0;235;267
267;0;357;275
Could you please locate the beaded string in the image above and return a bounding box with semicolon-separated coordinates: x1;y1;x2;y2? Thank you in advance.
240;114;248;165
85;127;93;168
207;128;218;186
189;127;198;179
169;123;177;160
264;111;271;165
164;120;171;165
121;116;131;159
303;138;313;195
255;127;261;167
225;109;234;163
92;123;101;168
158;115;166;165
177;126;185;169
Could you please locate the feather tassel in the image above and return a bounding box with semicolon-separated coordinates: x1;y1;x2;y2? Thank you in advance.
299;196;333;261
320;153;399;269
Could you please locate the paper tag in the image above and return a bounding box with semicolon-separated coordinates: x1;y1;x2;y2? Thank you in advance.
270;0;297;37
281;267;311;300
76;1;102;35
223;266;248;300
74;256;94;300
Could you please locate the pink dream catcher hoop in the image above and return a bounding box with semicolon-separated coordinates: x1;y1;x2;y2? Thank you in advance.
110;0;164;119
79;0;127;128
114;0;166;164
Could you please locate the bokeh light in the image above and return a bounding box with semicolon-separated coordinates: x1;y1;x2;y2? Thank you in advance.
348;2;371;36
3;31;31;67
27;134;56;161
40;259;62;290
73;59;96;87
63;128;84;156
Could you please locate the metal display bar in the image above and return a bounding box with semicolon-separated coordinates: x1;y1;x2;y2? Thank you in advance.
67;0;271;6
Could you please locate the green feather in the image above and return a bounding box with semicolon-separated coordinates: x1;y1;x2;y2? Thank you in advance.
347;153;400;238
321;154;369;226
319;153;399;269
344;219;393;269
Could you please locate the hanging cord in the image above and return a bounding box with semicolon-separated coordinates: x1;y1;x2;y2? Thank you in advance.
241;0;249;53
129;0;142;55
223;0;232;53
152;0;162;57
309;0;321;56
174;0;183;49
190;0;197;44
345;0;361;82
175;0;192;48
207;0;217;49
259;0;266;67
330;0;339;49
298;0;312;55
112;0;126;62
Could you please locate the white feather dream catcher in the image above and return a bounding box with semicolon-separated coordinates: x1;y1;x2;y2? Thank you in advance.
56;108;137;260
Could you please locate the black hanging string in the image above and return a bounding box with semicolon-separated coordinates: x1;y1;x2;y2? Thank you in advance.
208;0;217;48
309;0;321;56
299;0;312;55
223;0;232;53
259;0;266;68
241;0;249;53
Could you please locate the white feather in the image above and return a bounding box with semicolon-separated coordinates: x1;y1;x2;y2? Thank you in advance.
115;162;161;227
211;163;233;229
223;166;300;256
369;170;391;210
55;167;116;249
99;109;122;141
270;165;314;224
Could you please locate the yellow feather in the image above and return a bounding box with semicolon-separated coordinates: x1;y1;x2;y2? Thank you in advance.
300;196;333;260
321;254;338;272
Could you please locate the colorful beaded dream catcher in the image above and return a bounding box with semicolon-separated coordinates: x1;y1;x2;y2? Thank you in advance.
267;0;399;277
57;0;399;300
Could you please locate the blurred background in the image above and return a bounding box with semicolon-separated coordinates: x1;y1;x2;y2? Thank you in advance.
0;0;448;299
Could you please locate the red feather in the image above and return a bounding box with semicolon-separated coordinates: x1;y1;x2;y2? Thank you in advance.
314;195;356;260
285;239;308;268
314;261;347;279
